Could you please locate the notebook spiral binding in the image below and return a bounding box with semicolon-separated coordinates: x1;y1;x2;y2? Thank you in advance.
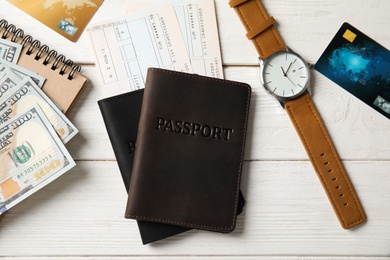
0;19;81;80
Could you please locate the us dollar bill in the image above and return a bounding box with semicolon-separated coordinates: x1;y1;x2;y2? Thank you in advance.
0;38;22;63
0;78;78;143
0;68;21;103
0;104;76;215
0;60;46;88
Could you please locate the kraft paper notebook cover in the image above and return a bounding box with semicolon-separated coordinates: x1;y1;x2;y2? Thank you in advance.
0;19;88;114
98;89;246;244
125;68;251;233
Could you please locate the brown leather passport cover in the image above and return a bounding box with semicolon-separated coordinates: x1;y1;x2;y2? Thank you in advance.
125;68;251;233
99;89;246;243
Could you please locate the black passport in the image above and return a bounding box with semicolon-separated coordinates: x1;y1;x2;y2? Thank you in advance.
98;87;246;243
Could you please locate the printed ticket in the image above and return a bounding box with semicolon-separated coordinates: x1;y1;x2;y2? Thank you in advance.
124;0;224;79
87;5;193;97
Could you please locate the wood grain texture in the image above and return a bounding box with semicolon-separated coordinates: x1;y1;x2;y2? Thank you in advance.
0;161;389;256
0;0;389;258
1;258;390;260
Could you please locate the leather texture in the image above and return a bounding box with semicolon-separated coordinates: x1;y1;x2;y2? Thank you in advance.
285;93;366;229
125;68;251;233
230;0;366;229
98;89;246;243
229;0;285;59
98;90;188;244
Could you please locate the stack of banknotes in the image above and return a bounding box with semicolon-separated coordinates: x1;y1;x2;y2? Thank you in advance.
0;38;77;215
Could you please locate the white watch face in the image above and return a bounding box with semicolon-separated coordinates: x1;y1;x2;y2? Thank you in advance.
261;51;310;98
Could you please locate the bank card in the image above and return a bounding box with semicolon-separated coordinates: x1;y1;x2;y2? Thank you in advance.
315;23;390;120
7;0;104;42
0;104;75;215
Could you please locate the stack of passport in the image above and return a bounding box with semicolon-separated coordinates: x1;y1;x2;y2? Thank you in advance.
98;68;251;244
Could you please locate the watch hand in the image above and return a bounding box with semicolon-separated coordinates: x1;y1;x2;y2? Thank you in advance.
285;74;295;86
281;66;287;76
285;62;293;74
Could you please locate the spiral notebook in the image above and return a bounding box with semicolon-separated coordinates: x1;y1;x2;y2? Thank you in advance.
0;19;88;114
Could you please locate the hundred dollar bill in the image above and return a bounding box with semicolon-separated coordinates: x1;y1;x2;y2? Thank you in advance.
0;104;76;215
0;78;78;143
0;60;46;87
0;38;21;63
0;68;21;103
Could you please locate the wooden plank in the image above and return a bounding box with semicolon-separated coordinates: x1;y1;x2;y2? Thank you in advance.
2;255;389;260
1;0;389;258
0;161;389;256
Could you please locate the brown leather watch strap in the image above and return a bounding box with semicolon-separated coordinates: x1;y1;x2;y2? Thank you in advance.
229;0;285;59
230;0;366;229
285;93;366;229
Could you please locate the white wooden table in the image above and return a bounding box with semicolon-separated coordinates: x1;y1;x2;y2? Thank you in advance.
1;0;390;259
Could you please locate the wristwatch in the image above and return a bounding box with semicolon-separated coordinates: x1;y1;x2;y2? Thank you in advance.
229;0;366;229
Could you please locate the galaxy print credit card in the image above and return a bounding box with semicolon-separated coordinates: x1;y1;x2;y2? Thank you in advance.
315;23;390;120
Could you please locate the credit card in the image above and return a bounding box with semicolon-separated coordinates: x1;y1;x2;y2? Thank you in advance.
7;0;103;42
315;22;390;120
